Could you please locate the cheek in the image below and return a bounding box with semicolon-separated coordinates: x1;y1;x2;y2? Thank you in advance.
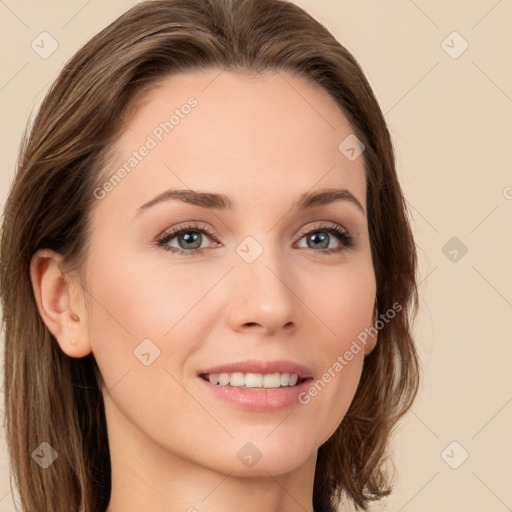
298;257;377;345
292;260;376;441
85;249;204;339
82;249;177;386
83;245;228;403
83;252;200;437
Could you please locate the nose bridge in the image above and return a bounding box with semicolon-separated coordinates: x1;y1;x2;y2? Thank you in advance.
227;231;297;333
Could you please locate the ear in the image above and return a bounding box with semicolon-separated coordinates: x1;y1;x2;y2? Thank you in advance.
363;302;379;356
30;248;92;358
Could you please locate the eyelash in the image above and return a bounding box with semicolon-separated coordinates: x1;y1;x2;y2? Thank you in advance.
155;221;355;256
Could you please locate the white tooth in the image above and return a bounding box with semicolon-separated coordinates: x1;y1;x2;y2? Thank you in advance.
207;372;302;388
218;373;230;386
280;373;290;386
245;373;263;388
230;372;245;387
263;373;281;388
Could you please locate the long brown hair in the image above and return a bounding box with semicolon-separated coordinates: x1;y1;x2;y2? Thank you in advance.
0;1;420;510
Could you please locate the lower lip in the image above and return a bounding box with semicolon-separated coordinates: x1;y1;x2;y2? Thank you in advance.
197;376;314;412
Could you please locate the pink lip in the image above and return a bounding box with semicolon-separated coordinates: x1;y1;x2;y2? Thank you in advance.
197;359;314;379
196;359;315;412
197;374;314;411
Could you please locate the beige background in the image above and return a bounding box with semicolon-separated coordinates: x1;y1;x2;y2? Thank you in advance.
1;0;511;511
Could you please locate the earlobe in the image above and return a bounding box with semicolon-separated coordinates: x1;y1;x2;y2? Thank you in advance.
30;249;92;358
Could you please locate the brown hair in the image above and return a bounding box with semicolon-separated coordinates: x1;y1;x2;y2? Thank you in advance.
0;0;420;511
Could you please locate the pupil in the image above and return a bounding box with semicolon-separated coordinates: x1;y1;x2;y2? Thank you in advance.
180;232;201;249
309;232;328;249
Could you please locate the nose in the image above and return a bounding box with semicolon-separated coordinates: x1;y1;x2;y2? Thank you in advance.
225;242;298;336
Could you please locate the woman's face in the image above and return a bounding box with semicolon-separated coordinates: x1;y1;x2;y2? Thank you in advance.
81;69;376;477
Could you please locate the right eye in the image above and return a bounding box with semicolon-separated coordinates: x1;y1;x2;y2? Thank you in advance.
155;222;220;256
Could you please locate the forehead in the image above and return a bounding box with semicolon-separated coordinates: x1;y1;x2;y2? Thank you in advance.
97;68;366;216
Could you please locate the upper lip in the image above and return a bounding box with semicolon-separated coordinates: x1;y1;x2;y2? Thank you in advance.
198;359;314;379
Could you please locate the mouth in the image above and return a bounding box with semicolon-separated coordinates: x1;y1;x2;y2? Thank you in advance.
199;372;312;389
197;365;316;411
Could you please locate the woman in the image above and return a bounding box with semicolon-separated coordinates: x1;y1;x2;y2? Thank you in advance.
0;0;420;511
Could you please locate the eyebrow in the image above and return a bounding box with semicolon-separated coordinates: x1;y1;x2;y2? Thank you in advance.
136;187;365;216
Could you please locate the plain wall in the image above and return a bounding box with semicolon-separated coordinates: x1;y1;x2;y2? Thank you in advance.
1;0;511;510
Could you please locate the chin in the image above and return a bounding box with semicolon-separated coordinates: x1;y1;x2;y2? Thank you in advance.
205;433;318;477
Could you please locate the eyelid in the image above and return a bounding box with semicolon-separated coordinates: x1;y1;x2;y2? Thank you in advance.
296;220;349;238
156;221;218;241
156;220;349;240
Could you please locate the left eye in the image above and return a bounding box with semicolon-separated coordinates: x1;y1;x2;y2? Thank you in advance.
155;221;354;256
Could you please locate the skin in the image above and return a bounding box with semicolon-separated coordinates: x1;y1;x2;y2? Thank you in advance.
31;68;377;512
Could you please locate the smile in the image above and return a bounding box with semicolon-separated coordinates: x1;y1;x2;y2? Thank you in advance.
200;372;304;388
